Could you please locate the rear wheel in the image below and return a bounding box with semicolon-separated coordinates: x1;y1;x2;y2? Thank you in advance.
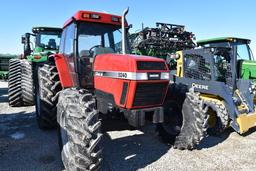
206;101;229;135
57;88;103;171
157;88;209;150
173;91;209;150
8;59;22;107
35;62;61;129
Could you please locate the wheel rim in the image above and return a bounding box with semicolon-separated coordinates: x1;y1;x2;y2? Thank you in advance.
207;108;217;128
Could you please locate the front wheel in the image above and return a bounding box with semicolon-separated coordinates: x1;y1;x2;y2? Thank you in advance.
35;62;61;129
157;90;209;150
173;91;209;150
57;88;103;171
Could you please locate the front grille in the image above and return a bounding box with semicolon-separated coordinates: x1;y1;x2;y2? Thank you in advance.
137;61;166;70
133;82;167;107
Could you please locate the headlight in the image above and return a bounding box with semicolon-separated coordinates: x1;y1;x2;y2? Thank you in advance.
169;53;180;59
136;73;148;80
160;72;170;80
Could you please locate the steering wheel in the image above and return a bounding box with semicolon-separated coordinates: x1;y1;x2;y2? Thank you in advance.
89;45;102;56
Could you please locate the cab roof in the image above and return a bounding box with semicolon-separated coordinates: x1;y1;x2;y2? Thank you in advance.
32;27;62;34
197;37;251;46
63;10;127;28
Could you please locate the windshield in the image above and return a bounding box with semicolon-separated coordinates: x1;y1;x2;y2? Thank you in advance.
37;32;61;50
201;42;252;61
237;44;251;60
78;22;123;57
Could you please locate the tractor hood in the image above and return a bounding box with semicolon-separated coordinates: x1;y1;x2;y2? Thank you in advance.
240;60;256;80
27;46;58;62
94;54;169;73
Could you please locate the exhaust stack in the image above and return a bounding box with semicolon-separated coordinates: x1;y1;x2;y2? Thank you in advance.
122;8;129;54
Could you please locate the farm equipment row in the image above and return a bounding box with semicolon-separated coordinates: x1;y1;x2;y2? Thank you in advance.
7;8;256;171
0;54;17;80
8;27;61;109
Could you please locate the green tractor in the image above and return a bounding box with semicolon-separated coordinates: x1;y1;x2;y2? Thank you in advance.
8;27;62;107
159;37;256;149
0;54;17;80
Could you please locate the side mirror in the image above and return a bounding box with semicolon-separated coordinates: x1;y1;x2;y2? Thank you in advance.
21;36;26;44
128;24;133;30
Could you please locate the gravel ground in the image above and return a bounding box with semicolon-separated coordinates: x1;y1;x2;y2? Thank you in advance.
0;80;256;171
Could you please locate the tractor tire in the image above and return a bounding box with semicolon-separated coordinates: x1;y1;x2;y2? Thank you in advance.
35;63;61;129
8;59;22;107
156;83;186;145
21;60;34;106
173;90;209;150
206;101;229;136
57;88;103;171
156;101;182;145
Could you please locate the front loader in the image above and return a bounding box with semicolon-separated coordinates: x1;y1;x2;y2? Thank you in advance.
8;27;62;109
165;37;256;149
34;9;206;170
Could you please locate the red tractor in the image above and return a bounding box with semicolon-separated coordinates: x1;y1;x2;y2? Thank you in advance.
35;9;170;170
35;9;204;170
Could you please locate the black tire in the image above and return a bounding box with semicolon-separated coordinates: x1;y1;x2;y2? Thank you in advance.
57;88;103;171
156;84;186;145
206;101;229;135
8;59;23;107
21;60;34;106
156;101;182;145
35;62;61;129
173;90;209;150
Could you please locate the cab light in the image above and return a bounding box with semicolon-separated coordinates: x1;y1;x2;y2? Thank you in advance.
112;16;119;22
91;14;101;19
169;53;180;59
227;38;234;42
82;13;90;18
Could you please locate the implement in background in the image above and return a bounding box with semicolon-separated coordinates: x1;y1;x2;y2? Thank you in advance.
0;54;17;80
129;22;196;69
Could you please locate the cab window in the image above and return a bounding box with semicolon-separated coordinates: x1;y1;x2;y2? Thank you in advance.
237;44;250;60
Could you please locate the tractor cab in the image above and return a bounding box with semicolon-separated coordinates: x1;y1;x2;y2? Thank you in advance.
32;27;62;51
197;37;256;80
57;11;131;88
21;27;62;62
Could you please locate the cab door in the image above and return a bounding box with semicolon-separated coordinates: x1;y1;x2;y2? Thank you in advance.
54;23;79;88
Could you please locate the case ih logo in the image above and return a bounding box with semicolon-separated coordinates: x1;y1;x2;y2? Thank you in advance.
192;83;209;90
148;73;160;80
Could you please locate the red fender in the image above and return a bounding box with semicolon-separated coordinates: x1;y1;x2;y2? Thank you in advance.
54;54;74;88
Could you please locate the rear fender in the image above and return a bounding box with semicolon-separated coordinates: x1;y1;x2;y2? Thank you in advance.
54;54;74;88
